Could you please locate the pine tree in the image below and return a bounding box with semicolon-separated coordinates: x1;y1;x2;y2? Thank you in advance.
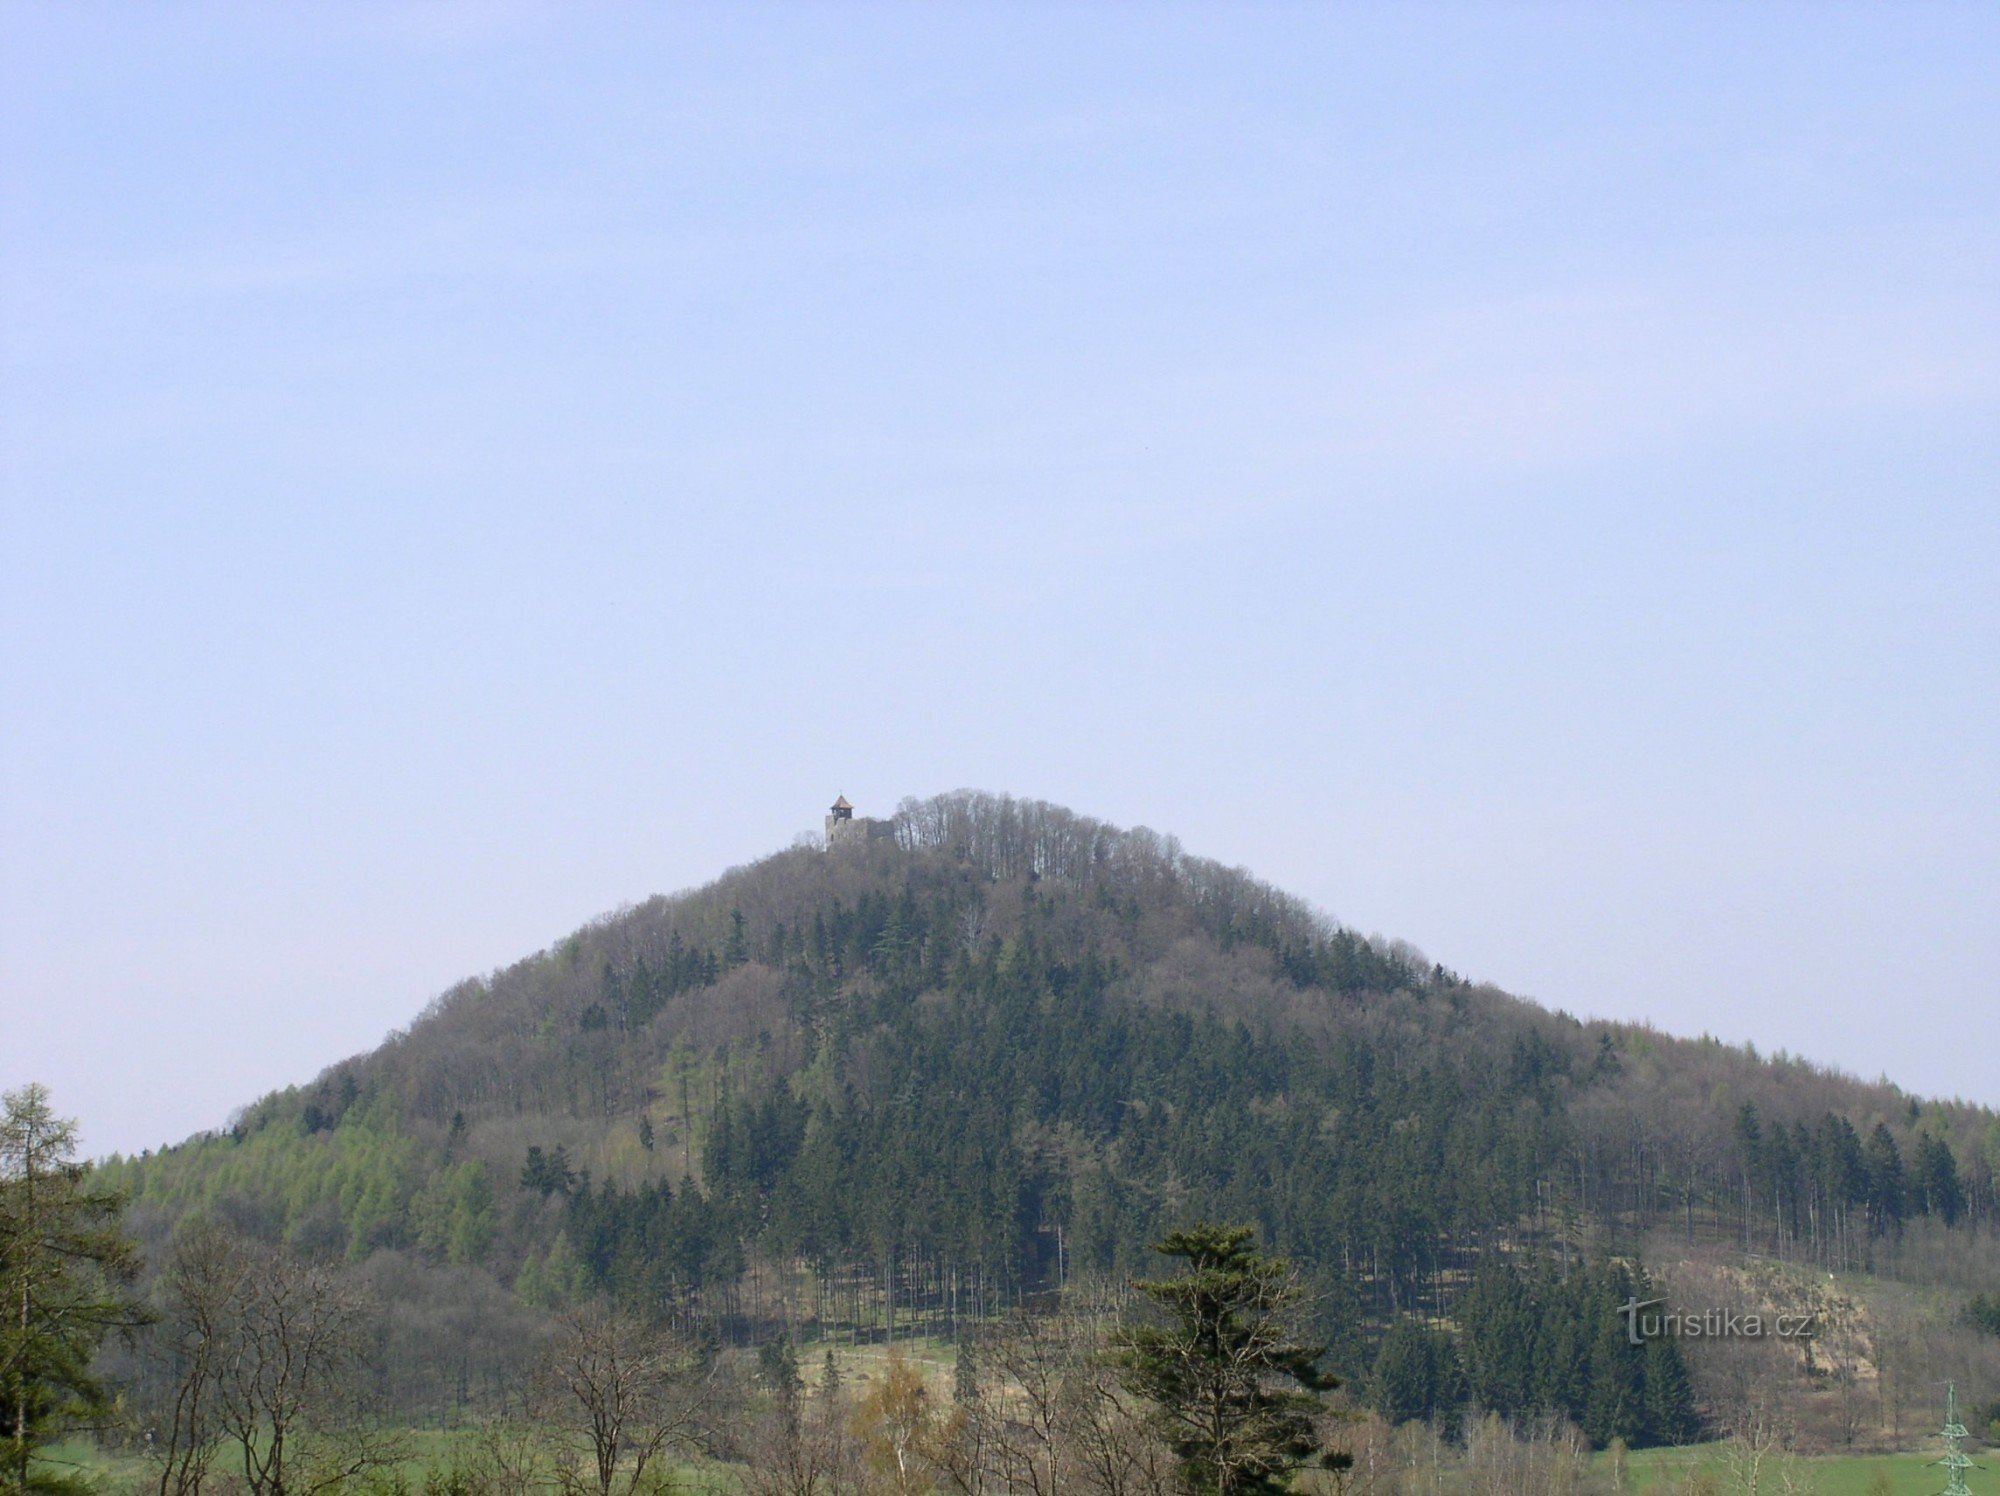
1117;1223;1338;1496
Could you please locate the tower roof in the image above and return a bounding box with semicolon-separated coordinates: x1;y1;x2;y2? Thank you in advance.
832;795;853;810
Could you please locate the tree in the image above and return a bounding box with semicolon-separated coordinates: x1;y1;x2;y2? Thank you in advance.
1115;1224;1338;1496
1368;1319;1461;1430
147;1219;250;1496
953;1333;979;1408
533;1305;708;1496
142;1223;401;1496
1864;1124;1906;1236
760;1333;803;1411
746;1350;862;1496
1642;1336;1699;1447
0;1084;145;1493
1966;1293;2000;1337
208;1239;400;1496
851;1349;941;1496
933;1295;1176;1496
1913;1133;1964;1224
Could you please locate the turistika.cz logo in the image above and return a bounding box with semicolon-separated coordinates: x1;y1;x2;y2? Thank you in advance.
1619;1297;1817;1347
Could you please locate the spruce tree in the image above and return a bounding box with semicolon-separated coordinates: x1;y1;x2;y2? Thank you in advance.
1117;1223;1337;1496
1864;1123;1906;1235
758;1332;802;1409
953;1331;979;1405
1642;1335;1699;1445
1583;1267;1646;1449
1369;1319;1438;1427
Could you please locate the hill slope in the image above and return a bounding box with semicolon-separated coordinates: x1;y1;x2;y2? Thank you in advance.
101;791;2000;1425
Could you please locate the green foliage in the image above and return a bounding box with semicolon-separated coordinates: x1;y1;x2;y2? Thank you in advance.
515;1230;592;1310
1912;1132;1965;1224
757;1331;802;1405
85;791;1998;1411
1642;1332;1700;1446
0;1085;146;1493
1454;1255;1696;1449
1117;1223;1336;1496
99;1088;421;1260
521;1144;576;1198
1965;1293;2000;1336
953;1331;978;1405
1367;1317;1464;1431
1864;1123;1907;1235
550;1176;741;1317
411;1160;495;1266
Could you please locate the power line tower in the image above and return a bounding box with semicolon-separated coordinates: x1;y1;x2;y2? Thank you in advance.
1935;1381;1978;1496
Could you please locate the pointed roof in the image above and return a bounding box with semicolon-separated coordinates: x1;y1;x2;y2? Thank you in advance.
832;795;853;810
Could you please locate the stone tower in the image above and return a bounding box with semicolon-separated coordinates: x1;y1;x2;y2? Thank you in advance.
826;795;895;849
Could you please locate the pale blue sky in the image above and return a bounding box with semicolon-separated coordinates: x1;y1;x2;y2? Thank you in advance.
3;4;1995;1158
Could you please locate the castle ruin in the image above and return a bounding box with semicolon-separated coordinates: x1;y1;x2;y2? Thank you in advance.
826;795;897;850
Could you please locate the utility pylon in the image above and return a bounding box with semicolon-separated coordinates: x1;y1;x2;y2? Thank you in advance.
1935;1381;1978;1496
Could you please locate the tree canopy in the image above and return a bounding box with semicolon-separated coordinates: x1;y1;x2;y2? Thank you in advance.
1116;1224;1336;1496
0;1085;145;1493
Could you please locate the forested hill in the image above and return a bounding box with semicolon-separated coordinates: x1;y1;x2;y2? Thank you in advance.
104;790;1999;1362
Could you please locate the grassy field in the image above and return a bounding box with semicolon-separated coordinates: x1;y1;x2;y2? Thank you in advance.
35;1432;730;1495
41;1392;1993;1496
1622;1442;1978;1493
39;1439;1989;1495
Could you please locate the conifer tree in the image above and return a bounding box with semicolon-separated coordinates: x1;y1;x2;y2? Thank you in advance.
953;1331;979;1405
1117;1223;1337;1496
0;1085;145;1492
1368;1319;1438;1427
758;1332;802;1409
1583;1307;1645;1448
1865;1123;1907;1235
1642;1335;1699;1445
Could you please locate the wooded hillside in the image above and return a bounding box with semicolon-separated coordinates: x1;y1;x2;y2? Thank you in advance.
98;792;2000;1432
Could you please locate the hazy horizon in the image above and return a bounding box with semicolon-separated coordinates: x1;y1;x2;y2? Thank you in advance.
4;4;1995;1158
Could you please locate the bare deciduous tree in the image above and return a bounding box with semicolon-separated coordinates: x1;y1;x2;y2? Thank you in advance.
211;1241;400;1496
531;1306;708;1496
933;1299;1173;1496
148;1220;248;1496
744;1368;865;1496
141;1224;396;1496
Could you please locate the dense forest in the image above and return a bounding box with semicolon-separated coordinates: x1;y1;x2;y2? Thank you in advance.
93;791;2000;1450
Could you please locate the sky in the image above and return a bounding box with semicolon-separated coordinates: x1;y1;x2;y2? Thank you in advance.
2;4;1995;1160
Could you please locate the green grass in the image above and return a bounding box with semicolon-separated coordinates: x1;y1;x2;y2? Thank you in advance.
1623;1442;1987;1493
38;1431;729;1494
40;1425;1994;1496
33;1439;151;1490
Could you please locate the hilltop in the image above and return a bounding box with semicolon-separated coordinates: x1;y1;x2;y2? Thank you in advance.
100;791;2000;1442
